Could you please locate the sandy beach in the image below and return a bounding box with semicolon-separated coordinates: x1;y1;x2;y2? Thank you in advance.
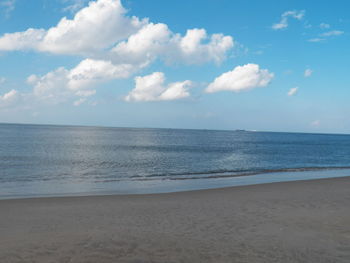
1;177;350;263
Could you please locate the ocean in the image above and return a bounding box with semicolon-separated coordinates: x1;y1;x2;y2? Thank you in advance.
1;123;350;199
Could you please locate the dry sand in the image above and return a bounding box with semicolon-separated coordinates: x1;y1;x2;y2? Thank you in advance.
1;177;350;263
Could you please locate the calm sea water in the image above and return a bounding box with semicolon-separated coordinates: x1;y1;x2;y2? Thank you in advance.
1;123;350;198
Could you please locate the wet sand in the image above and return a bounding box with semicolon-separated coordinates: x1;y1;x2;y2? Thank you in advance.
1;177;350;263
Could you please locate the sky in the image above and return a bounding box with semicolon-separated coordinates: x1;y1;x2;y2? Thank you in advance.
0;0;349;133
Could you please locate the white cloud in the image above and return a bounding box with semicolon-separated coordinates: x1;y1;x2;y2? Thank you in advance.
111;24;234;65
0;0;235;107
304;68;313;77
28;59;135;104
287;87;298;96
205;64;274;93
169;28;233;64
75;90;96;97
308;30;343;43
73;98;86;106
319;23;330;29
28;67;72;104
272;10;305;30
42;0;146;55
67;59;135;90
0;89;19;108
0;28;46;51
307;38;325;43
0;0;15;18
0;0;146;55
62;0;89;13
125;72;192;102
111;23;171;65
158;81;192;101
0;89;17;100
0;0;234;64
320;30;344;37
0;77;6;85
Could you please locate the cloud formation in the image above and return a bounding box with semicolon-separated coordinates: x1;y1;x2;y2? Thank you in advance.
111;25;233;66
0;0;233;63
62;0;90;13
0;0;145;55
125;72;192;102
320;30;344;37
272;10;305;30
304;69;313;77
0;0;235;106
307;38;325;43
206;64;274;93
27;59;136;105
67;59;135;91
308;29;344;43
287;87;298;96
0;89;19;108
73;98;87;106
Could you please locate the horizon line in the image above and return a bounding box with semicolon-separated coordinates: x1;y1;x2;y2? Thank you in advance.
1;121;349;136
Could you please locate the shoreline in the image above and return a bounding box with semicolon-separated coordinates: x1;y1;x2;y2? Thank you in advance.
1;177;350;262
2;168;350;201
1;174;349;202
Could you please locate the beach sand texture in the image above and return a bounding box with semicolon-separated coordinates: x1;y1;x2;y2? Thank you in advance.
1;177;350;263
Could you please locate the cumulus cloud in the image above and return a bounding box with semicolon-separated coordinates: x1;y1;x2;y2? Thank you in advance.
205;64;274;93
0;0;235;106
0;0;146;55
27;67;72;104
42;0;146;55
125;72;192;102
272;10;305;30
0;0;233;63
287;87;298;96
111;24;233;66
67;59;135;90
111;23;171;65
168;28;233;64
0;89;19;108
0;28;46;51
304;68;313;77
28;59;135;104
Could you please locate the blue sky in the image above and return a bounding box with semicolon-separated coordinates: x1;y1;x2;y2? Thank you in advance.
0;0;349;133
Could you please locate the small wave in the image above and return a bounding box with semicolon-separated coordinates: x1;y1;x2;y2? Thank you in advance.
170;166;350;180
94;166;350;183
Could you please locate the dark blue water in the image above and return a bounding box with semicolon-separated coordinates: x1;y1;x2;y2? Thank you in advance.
1;123;350;198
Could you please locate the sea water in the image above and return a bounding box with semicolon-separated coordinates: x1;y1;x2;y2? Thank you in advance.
1;123;350;199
